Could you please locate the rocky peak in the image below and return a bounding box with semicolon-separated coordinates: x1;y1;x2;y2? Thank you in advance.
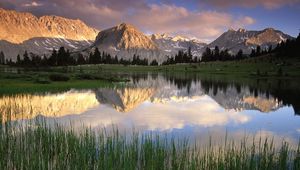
228;28;235;32
151;33;170;40
209;27;293;54
116;23;136;31
263;27;275;32
246;28;292;46
237;28;246;33
171;35;190;42
94;22;157;50
0;8;99;44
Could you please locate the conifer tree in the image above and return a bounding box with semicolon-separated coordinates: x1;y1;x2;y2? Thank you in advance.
150;59;158;66
77;54;86;65
0;51;5;65
23;51;30;66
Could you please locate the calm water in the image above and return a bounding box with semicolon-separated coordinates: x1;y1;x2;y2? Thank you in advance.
1;73;300;145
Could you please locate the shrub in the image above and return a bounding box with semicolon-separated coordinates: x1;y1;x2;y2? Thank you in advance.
34;78;51;84
49;74;70;81
76;73;95;80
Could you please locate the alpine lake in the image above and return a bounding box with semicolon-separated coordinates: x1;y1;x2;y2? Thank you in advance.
1;71;299;147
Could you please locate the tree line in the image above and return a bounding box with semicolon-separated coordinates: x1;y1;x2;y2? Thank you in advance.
4;47;160;67
162;46;247;65
272;33;300;58
2;33;299;67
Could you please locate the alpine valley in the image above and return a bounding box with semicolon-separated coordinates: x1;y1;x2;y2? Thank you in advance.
0;8;294;62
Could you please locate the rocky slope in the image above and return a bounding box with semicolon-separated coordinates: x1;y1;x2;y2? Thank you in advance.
94;23;157;50
0;8;98;60
150;33;206;57
208;28;293;54
90;23;167;63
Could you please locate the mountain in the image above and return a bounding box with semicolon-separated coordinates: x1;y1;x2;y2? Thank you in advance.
89;23;167;63
94;23;157;50
88;23;207;63
0;8;98;60
150;33;206;57
208;28;293;54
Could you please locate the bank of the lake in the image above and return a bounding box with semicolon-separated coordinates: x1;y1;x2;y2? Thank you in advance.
0;71;127;95
2;56;300;76
1;58;300;94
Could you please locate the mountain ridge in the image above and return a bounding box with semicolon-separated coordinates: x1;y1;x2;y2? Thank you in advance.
208;27;293;54
0;8;99;60
0;8;98;43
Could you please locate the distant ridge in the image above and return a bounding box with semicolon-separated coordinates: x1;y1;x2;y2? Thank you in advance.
208;28;293;54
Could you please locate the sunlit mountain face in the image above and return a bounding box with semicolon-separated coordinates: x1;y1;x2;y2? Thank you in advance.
1;73;299;146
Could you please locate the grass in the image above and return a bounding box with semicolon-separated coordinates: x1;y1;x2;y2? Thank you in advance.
4;57;300;77
1;101;300;169
0;71;128;95
0;120;299;170
51;57;300;77
1;56;299;95
0;79;114;95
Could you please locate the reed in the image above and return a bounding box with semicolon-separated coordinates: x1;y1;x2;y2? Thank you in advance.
0;120;299;170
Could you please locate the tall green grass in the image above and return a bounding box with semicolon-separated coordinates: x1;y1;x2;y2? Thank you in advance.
0;120;299;170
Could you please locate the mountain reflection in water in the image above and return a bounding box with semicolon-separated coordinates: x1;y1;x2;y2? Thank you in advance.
1;73;299;145
96;75;282;113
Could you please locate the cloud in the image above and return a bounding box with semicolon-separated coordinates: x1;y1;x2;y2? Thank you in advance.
38;95;250;131
129;4;255;41
201;0;300;9
0;0;255;41
22;1;43;7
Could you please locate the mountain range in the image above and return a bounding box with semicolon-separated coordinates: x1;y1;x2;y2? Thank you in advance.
0;8;98;60
208;28;293;54
0;8;294;62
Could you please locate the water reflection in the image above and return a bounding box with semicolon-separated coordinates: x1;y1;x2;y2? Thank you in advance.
0;90;98;121
95;74;282;113
0;73;299;144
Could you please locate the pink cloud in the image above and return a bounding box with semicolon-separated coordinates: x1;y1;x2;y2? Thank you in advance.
22;1;43;7
129;4;255;41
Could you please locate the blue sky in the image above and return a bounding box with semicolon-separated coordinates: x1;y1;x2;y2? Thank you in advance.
149;0;300;36
1;0;299;42
152;0;300;37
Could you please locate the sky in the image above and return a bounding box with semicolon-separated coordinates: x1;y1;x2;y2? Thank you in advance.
0;0;300;42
